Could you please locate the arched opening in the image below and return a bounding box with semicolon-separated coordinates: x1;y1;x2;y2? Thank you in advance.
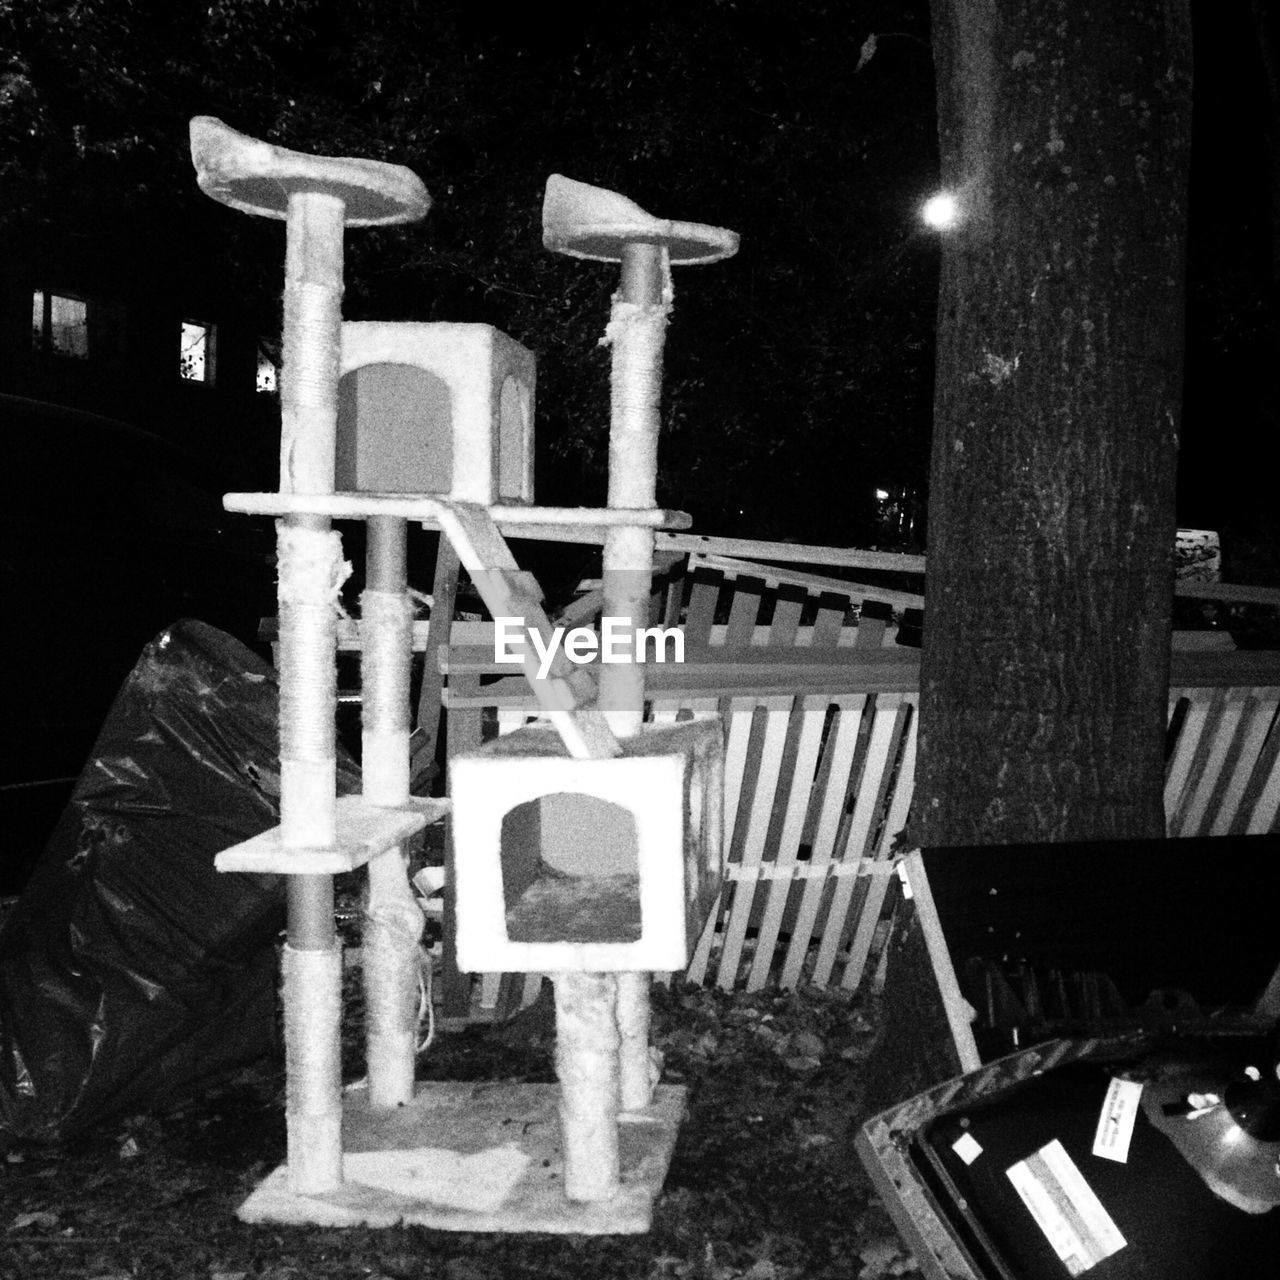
497;375;532;502
499;792;641;943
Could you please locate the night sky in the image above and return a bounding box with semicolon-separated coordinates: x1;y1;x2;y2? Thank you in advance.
7;1;1275;563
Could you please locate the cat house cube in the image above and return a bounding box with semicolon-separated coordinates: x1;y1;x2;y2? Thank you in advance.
450;715;724;973
336;321;535;502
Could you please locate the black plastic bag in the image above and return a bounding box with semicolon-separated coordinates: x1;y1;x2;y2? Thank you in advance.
0;619;359;1143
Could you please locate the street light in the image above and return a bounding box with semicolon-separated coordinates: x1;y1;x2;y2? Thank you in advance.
921;191;960;230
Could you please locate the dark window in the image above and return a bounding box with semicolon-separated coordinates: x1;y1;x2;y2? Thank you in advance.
31;290;90;358
180;320;216;384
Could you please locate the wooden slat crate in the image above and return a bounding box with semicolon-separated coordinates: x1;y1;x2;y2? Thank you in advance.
438;552;1280;1007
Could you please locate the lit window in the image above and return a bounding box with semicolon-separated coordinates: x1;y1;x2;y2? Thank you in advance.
255;343;279;394
180;320;216;384
32;290;90;358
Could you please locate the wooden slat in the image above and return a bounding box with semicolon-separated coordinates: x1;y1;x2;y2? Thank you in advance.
898;851;982;1071
433;502;619;760
746;694;829;991
759;590;810;856
442;642;920;681
656;531;926;575
1175;580;1280;607
411;537;460;787
1245;715;1280;834
1213;693;1280;835
1164;690;1215;833
683;569;722;645
689;551;924;611
720;697;762;866
841;698;919;991
716;576;770;865
812;693;912;986
442;671;483;1020
1178;691;1248;836
682;693;728;986
717;696;795;989
779;697;868;988
1169;649;1280;688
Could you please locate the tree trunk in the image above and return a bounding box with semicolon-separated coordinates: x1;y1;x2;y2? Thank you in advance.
912;0;1193;850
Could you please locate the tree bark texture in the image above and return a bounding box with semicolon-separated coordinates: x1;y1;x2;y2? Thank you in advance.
913;0;1193;848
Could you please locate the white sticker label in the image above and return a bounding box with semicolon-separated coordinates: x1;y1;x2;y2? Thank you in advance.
1092;1077;1143;1164
1006;1139;1126;1276
952;1131;983;1165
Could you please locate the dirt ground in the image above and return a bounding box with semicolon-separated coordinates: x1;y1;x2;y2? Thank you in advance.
0;977;918;1280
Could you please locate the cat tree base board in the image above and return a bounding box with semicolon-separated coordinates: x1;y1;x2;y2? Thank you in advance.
234;1081;686;1234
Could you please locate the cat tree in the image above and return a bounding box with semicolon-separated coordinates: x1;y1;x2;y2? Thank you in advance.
193;117;737;1232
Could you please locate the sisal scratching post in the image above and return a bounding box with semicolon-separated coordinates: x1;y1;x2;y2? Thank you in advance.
282;944;344;1190
553;971;622;1201
275;188;347;1186
602;243;670;1109
276;519;348;1192
190;117;429;1196
544;177;738;1116
361;516;423;1109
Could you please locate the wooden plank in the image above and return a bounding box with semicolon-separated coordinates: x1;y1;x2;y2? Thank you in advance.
433;502;619;761
1244;715;1280;834
496;705;529;735
1164;690;1214;834
779;696;867;988
842;699;919;992
1213;693;1280;835
746;694;829;991
441;643;920;679
720;697;761;869
1174;580;1280;607
660;530;1275;608
716;576;770;883
552;586;604;630
438;663;922;705
411;537;460;788
812;693;911;986
759;589;809;857
1178;691;1248;837
686;696;737;983
684;889;721;987
717;696;795;990
898;851;983;1072
688;552;924;611
656;551;687;630
442;671;484;1020
478;971;504;1011
656;531;926;575
693;696;762;988
682;570;722;645
1169;649;1280;688
405;638;1270;690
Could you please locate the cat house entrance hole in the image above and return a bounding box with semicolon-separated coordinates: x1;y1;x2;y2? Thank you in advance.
499;793;641;944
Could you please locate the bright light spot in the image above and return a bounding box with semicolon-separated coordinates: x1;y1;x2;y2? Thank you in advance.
922;192;960;230
875;488;890;502
180;321;211;382
256;350;278;394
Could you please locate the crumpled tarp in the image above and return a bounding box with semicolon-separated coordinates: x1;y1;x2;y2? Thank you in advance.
0;619;359;1143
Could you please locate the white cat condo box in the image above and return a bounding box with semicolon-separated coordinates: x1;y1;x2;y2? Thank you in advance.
450;714;725;975
336;321;535;503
